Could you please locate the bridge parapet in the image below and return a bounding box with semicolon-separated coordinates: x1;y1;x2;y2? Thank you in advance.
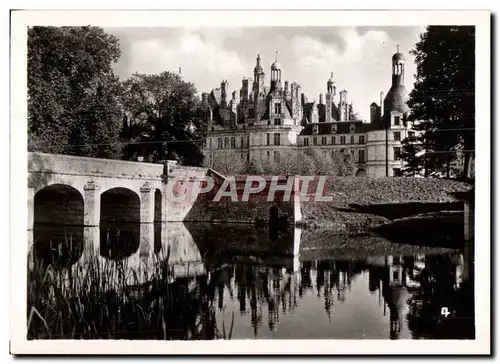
29;152;165;180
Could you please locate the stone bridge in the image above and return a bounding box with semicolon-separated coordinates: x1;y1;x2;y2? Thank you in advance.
28;152;301;270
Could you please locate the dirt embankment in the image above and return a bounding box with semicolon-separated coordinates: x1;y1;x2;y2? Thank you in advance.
298;177;473;252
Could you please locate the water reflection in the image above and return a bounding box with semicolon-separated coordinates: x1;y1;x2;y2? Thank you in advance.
30;222;474;340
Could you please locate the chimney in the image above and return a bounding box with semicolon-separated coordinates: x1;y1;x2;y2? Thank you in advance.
221;80;227;106
319;93;324;104
301;93;308;105
380;91;385;117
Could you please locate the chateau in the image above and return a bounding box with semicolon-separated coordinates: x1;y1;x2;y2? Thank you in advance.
202;48;416;177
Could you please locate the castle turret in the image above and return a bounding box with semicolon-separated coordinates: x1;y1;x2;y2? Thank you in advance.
325;72;336;123
327;71;336;96
382;46;409;124
270;51;282;92
253;54;266;118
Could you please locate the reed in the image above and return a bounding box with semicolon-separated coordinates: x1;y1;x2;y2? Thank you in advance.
27;233;231;340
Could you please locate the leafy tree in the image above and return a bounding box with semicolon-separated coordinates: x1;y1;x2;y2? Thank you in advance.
28;26;124;159
120;72;206;166
406;26;475;179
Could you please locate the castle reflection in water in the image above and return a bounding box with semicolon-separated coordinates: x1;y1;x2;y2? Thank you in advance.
31;221;474;340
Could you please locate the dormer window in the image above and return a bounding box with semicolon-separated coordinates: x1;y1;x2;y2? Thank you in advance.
313;125;319;135
331;124;337;134
349;124;356;133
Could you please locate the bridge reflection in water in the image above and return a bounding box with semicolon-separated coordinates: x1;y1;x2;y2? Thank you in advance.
29;220;474;340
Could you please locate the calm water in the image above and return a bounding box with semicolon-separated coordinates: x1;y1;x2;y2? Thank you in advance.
30;222;475;340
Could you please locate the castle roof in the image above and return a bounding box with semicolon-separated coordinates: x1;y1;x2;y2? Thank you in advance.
392;52;405;62
383;84;410;115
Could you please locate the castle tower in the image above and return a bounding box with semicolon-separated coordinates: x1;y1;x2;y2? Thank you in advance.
325;72;336;123
270;51;282;92
382;45;410;125
253;54;266;118
392;45;405;86
253;53;265;98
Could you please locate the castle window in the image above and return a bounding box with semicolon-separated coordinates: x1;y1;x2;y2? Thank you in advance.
321;137;327;146
313;137;318;146
274;118;281;126
211;127;214;132
350;149;355;156
274;102;282;114
350;135;355;144
332;136;336;145
358;149;365;163
231;137;236;149
304;137;309;146
331;124;337;134
359;135;365;144
224;138;229;149
274;133;281;146
340;136;346;145
266;133;270;146
267;151;270;161
241;136;244;148
349;124;356;133
394;131;401;141
218;138;223;149
313;125;319;134
393;147;402;160
394;116;401;126
273;151;280;162
247;136;250;147
322;150;327;158
268;120;271;126
209;139;212;149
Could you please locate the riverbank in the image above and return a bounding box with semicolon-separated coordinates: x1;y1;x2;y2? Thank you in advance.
298;177;472;250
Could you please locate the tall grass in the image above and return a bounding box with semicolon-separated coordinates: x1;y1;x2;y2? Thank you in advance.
27;233;233;340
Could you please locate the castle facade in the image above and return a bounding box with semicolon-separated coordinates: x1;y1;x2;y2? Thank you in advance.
202;48;415;177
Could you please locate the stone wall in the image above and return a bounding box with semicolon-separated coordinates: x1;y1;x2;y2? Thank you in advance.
29;152;164;180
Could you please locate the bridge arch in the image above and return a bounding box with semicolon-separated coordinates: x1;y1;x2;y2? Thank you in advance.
99;187;140;260
33;184;84;266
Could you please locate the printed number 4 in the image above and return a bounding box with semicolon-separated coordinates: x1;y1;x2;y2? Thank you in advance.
441;307;451;318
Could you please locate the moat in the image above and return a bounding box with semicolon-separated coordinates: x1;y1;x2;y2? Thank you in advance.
28;222;475;340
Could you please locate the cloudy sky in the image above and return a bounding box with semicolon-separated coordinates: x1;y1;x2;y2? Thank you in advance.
106;26;425;119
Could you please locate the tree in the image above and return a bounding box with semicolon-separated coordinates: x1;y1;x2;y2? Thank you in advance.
206;151;246;175
304;149;357;176
120;72;206;166
28;26;124;159
406;26;475;179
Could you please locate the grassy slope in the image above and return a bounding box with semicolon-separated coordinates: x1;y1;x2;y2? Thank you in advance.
299;177;472;254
